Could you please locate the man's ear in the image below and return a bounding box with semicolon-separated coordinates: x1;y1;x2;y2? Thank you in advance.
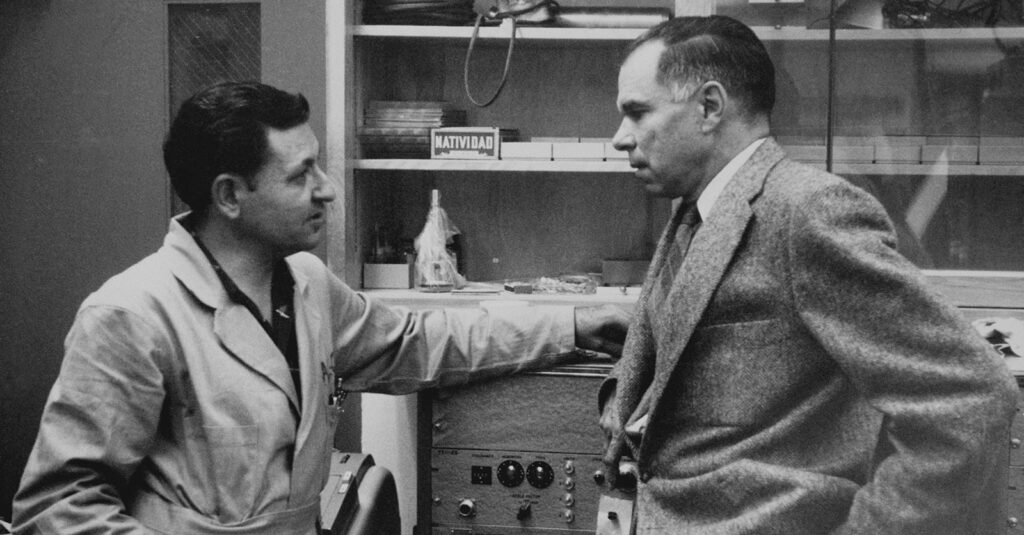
697;81;726;131
210;173;246;219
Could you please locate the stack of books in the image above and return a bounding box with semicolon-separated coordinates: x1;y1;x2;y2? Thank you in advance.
362;0;476;25
359;101;468;159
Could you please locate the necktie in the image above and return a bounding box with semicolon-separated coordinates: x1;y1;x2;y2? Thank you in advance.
655;202;701;299
625;203;701;441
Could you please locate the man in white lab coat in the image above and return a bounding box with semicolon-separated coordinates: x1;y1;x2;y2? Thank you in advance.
12;81;628;533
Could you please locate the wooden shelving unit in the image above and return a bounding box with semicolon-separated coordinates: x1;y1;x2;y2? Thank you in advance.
329;9;1024;532
349;24;1024;177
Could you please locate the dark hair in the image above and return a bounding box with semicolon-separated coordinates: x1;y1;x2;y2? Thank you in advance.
163;81;310;213
627;15;775;117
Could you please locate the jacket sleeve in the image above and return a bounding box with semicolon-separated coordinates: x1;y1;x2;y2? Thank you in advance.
13;306;166;534
786;180;1019;534
322;274;578;395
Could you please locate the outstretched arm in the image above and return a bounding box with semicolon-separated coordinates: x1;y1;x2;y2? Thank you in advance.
575;304;631;359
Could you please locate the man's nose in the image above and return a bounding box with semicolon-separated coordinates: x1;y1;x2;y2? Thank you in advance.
611;121;634;152
314;166;337;203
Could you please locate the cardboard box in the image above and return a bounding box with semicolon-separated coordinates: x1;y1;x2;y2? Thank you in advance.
980;136;1024;146
979;145;1024;165
925;136;979;147
875;145;921;164
776;135;826;146
531;136;580;143
431;127;500;159
503;282;534;294
552;142;606;161
832;145;874;163
874;135;927;146
501;142;552;160
363;263;413;289
831;136;874;146
782;145;827;162
921;145;978;164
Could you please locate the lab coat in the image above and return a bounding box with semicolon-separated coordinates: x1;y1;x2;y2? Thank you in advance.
13;217;576;533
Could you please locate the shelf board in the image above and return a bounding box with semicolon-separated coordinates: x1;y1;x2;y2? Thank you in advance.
353;159;1024;176
362;287;640;307
924;270;1024;309
833;163;1024;176
822;26;1024;41
353;24;1024;42
359;272;1024;309
354;159;632;173
354;24;645;41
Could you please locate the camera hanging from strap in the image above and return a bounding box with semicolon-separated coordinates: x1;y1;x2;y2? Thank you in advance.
463;0;559;107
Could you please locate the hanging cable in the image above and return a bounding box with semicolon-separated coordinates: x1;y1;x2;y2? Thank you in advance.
463;1;558;107
463;13;518;107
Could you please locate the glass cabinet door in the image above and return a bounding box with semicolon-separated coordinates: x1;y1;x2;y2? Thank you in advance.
717;0;1024;271
829;27;1024;271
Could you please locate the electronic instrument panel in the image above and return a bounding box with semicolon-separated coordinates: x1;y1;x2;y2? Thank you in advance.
427;362;634;534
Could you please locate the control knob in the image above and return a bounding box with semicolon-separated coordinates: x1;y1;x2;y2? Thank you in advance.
527;461;554;489
497;460;525;487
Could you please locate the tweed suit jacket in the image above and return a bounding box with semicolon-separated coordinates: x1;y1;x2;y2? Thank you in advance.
601;138;1019;534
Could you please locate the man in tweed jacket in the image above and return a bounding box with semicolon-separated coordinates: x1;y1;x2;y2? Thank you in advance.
600;15;1019;534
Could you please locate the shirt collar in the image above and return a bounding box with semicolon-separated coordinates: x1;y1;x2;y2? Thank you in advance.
165;214;311;312
695;137;767;221
177;214;295;326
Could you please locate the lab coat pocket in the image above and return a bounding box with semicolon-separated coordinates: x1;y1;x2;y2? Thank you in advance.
203;424;258;518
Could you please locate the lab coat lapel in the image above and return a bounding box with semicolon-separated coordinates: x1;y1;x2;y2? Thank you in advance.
288;263;331;502
165;217;301;413
642;140;781;435
292;266;324;451
214;304;301;413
